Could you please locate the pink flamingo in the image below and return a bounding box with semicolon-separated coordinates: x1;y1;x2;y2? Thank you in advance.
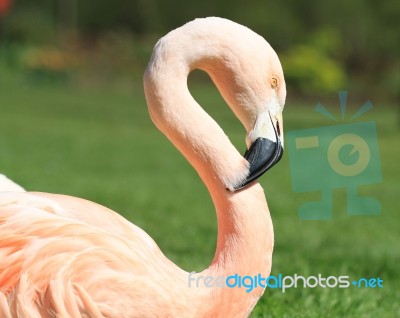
0;17;285;317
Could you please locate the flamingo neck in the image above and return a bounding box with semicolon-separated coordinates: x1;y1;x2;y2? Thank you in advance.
143;19;274;315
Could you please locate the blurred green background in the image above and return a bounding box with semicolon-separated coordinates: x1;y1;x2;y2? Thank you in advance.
0;0;399;317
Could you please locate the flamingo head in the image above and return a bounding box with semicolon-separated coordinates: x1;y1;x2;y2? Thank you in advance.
228;40;286;191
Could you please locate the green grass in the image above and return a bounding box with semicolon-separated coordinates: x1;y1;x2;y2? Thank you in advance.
1;72;399;317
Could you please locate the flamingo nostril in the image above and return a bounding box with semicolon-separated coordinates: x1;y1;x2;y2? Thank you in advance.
276;121;281;136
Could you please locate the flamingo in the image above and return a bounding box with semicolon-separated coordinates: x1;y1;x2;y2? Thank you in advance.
0;17;285;317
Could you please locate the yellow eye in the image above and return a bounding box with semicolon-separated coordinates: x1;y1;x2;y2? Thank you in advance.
271;77;278;88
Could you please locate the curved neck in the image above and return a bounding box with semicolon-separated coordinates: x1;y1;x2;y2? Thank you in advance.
144;21;260;196
144;19;274;315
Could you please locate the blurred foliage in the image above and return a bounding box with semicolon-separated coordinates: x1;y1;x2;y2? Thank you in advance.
3;5;55;43
22;47;77;72
282;27;347;95
0;0;399;101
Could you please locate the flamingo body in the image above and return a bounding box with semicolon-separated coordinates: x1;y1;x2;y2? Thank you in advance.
0;192;191;317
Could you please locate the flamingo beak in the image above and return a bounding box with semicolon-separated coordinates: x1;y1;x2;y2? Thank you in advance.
233;113;283;191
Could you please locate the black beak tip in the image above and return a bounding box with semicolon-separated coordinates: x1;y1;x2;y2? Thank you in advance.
233;137;283;191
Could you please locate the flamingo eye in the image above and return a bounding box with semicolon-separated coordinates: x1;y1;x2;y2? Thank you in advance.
271;77;278;88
